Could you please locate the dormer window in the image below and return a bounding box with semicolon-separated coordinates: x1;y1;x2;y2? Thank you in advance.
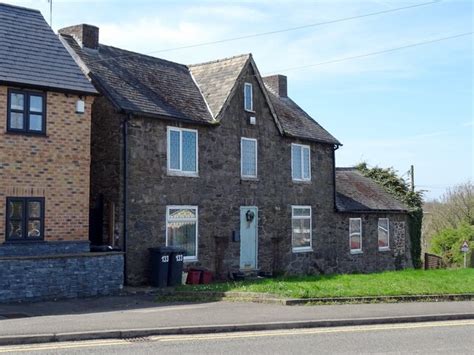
244;83;253;112
7;89;46;134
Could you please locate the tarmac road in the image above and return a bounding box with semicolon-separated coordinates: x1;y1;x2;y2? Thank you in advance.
0;320;472;354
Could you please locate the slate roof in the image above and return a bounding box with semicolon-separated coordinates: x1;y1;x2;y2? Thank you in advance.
60;35;214;123
189;54;250;119
265;89;340;145
336;168;408;213
0;3;96;94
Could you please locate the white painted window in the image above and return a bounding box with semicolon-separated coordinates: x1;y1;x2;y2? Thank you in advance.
241;137;257;178
166;206;198;261
244;83;253;111
349;218;362;253
378;218;390;251
292;206;312;252
167;127;198;175
291;144;311;181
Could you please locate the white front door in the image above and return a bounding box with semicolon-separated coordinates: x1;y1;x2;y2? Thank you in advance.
240;206;258;270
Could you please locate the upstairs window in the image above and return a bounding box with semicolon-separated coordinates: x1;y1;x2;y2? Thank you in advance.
6;197;44;241
244;83;253;111
349;218;362;253
291;144;311;181
167;127;198;175
378;218;390;251
7;89;46;134
292;206;312;252
241;137;257;178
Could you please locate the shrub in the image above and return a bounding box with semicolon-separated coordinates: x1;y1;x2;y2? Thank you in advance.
430;224;474;266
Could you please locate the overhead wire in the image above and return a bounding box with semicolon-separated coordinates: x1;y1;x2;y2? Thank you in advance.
87;0;442;64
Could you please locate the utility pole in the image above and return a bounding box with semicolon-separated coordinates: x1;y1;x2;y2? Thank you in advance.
48;0;52;27
410;165;415;192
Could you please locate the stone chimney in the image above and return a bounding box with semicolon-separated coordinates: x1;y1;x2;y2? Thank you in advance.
263;74;288;97
59;24;99;50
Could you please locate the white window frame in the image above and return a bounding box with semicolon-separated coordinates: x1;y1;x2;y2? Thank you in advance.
244;82;253;112
291;206;313;253
165;205;198;262
167;127;199;176
349;217;362;254
291;143;311;182
241;137;258;178
378;218;390;251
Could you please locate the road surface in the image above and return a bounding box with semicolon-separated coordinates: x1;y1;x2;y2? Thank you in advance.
0;320;472;354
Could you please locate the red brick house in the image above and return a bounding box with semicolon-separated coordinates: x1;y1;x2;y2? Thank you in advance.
0;3;123;303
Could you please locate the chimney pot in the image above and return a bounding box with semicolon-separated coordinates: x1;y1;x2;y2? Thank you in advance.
59;24;99;50
263;74;288;97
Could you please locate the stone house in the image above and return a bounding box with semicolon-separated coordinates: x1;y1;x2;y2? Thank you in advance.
335;168;411;272
60;24;412;285
0;4;123;302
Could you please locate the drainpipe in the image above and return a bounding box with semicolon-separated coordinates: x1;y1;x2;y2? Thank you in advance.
122;114;131;285
332;144;340;212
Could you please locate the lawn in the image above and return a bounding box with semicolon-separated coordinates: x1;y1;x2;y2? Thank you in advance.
177;269;474;299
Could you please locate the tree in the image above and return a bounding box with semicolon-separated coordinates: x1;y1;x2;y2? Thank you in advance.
423;181;474;264
424;182;474;237
356;162;424;268
430;224;474;266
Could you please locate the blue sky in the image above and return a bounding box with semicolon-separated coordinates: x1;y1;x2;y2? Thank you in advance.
5;0;473;200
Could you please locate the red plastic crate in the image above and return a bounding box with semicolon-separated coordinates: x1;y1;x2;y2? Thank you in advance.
200;271;213;284
186;270;201;285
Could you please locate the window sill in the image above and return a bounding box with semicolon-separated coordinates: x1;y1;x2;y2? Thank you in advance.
350;250;363;255
5;130;47;137
292;179;312;184
241;176;259;182
184;258;198;263
292;247;313;254
3;239;45;245
244;109;255;113
379;247;390;252
167;171;199;178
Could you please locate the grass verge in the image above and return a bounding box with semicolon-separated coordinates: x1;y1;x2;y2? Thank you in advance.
175;269;474;299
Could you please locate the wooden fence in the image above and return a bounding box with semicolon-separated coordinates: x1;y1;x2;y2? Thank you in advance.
424;253;444;270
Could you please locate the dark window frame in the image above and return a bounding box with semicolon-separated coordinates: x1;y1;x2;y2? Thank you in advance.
6;89;47;135
5;197;45;242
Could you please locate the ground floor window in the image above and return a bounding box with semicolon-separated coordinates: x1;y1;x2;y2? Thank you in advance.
378;218;390;251
166;206;198;261
292;206;312;252
6;197;44;241
349;217;362;253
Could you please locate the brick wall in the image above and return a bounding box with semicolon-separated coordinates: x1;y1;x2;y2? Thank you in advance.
0;85;93;243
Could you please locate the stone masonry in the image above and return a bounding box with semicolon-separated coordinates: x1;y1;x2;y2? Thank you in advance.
93;61;337;284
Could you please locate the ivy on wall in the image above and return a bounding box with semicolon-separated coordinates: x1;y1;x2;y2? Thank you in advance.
356;162;424;268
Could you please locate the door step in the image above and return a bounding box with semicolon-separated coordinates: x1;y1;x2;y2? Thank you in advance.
232;269;260;281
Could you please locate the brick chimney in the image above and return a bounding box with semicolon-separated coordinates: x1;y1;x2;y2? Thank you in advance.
263;74;287;97
59;24;99;50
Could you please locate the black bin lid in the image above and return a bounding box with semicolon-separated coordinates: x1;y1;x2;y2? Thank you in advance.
149;246;185;254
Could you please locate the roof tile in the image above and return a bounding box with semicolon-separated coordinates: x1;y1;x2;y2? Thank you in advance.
0;3;96;94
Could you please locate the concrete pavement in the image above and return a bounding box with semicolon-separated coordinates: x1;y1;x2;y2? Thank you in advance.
0;294;473;345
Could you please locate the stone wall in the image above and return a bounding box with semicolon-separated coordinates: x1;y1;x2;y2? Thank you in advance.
90;61;413;284
320;213;412;274
0;85;94;243
0;240;89;257
89;96;123;244
0;252;123;303
92;61;337;285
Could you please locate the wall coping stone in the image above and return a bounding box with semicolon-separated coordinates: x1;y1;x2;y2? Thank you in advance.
0;252;124;261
